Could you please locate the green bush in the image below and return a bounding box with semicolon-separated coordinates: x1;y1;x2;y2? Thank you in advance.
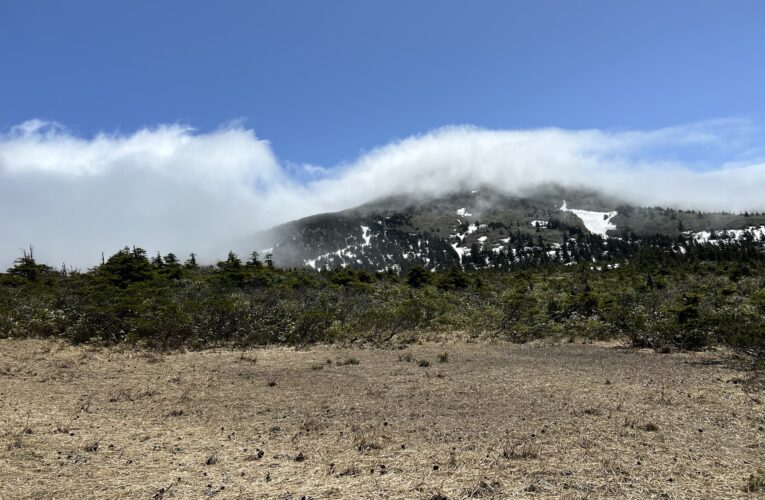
0;245;763;360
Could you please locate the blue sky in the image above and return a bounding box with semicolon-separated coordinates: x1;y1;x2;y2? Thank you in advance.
3;1;765;267
2;0;765;166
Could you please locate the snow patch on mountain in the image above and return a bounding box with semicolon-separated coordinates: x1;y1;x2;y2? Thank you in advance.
560;200;617;237
688;225;765;244
590;263;621;271
451;242;469;263
360;225;371;246
456;208;472;217
305;225;374;269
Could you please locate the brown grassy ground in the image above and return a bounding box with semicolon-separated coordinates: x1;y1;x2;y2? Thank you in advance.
0;339;763;499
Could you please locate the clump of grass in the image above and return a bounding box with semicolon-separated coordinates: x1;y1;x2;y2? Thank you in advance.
462;480;502;497
143;352;164;364
354;430;382;453
310;363;324;371
5;433;24;451
109;389;134;403
5;416;33;451
398;353;413;362
438;352;449;363
357;439;381;452
502;440;540;460
238;353;258;364
301;418;325;432
337;357;360;366
178;388;191;403
418;359;430;368
745;470;765;493
640;422;659;432
447;448;458;470
338;465;360;477
267;378;277;387
244;448;265;461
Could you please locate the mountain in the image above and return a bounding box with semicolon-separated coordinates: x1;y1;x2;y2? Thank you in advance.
255;185;765;271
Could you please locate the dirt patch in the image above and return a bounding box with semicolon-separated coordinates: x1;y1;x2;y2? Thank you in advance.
0;339;763;498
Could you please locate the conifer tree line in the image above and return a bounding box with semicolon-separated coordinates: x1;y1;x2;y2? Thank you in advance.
268;207;765;271
0;240;763;367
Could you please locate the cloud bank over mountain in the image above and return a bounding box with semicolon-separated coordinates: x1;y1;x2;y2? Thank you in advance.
2;118;764;267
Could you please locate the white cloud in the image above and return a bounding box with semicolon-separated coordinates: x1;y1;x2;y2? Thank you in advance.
1;119;764;268
0;121;287;268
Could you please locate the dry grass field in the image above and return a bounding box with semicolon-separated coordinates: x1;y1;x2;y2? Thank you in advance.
1;338;763;499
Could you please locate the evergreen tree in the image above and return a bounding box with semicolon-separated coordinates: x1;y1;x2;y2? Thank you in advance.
151;252;164;268
184;253;198;270
216;251;245;284
7;246;52;282
246;251;262;268
218;251;242;270
99;247;153;288
406;265;430;288
162;253;183;279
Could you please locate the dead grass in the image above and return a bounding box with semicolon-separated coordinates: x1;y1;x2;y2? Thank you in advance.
0;339;763;498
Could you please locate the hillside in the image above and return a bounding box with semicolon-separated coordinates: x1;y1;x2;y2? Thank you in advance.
256;185;765;271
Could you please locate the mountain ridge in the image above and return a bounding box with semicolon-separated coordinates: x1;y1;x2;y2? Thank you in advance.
253;184;765;271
